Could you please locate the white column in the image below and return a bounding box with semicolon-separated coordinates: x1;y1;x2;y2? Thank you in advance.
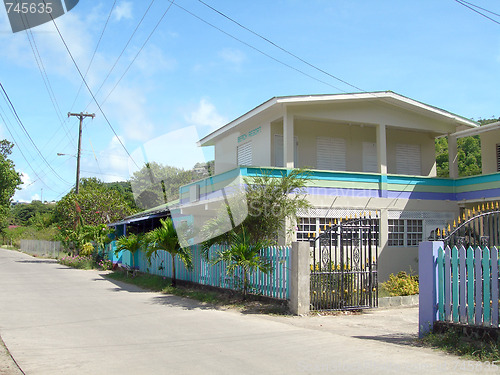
283;110;294;169
448;134;458;179
376;124;387;174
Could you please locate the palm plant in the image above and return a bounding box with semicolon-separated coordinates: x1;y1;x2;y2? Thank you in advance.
212;226;272;298
146;218;192;287
115;232;144;270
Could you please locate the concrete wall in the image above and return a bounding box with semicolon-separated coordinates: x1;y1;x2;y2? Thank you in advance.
480;129;500;175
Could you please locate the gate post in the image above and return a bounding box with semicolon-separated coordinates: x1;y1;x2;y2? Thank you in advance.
418;241;442;338
289;242;310;315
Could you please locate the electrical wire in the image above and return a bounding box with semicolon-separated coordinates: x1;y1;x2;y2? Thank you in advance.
99;1;175;106
196;0;365;92
90;0;156;101
454;0;500;25
0;82;71;185
171;1;346;92
68;0;117;112
41;0;141;170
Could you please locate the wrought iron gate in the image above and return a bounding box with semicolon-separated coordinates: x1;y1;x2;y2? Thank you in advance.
438;203;500;248
310;215;379;311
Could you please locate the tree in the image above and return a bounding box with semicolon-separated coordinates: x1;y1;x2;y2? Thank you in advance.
130;162;195;209
211;227;272;298
55;177;134;231
146;218;192;287
115;232;144;270
10;200;55;226
0;140;22;230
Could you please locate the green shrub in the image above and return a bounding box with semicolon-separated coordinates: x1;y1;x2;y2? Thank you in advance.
80;242;94;256
382;271;419;296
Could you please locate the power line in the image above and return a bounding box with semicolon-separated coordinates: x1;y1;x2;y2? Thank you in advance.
456;0;500;18
196;0;365;92
0;110;62;194
454;0;500;25
0;82;71;185
42;1;140;169
100;1;175;106
170;1;346;92
90;0;156;102
69;0;117;111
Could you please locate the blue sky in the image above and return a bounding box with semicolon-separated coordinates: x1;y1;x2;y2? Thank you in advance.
0;0;499;202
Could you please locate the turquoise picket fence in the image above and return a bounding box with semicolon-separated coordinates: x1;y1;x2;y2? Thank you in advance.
437;245;499;327
108;242;290;300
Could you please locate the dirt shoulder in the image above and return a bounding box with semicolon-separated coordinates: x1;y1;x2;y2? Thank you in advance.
0;335;23;375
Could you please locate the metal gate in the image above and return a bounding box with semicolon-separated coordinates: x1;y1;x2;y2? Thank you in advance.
310;215;379;311
438;203;500;248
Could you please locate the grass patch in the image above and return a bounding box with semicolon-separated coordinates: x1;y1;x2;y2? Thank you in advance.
105;270;289;314
421;326;500;363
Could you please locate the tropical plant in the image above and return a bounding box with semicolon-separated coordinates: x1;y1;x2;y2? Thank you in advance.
146;218;193;287
211;226;272;298
115;233;145;270
200;168;311;252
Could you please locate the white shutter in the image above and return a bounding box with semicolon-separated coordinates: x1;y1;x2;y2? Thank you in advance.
316;137;346;171
274;135;284;167
396;143;421;175
274;135;298;167
363;142;378;173
237;142;252;166
497;144;500;172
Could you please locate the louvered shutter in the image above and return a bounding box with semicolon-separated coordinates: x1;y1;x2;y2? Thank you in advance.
237;142;252;166
316;137;346;171
396;143;421;175
362;142;378;173
274;135;284;167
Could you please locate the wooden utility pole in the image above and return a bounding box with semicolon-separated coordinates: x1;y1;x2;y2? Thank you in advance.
68;112;95;194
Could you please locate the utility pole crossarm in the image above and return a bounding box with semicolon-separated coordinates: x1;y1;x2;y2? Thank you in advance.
68;112;96;194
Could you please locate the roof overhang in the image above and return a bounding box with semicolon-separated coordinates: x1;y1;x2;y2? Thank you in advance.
198;91;478;146
451;121;500;139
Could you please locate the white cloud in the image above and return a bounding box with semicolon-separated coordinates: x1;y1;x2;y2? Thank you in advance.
89;135;130;182
31;193;40;201
186;99;227;133
219;48;246;66
104;85;155;142
20;172;31;186
133;45;177;76
113;2;133;22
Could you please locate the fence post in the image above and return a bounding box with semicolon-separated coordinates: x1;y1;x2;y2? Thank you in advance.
289;242;310;315
418;241;443;338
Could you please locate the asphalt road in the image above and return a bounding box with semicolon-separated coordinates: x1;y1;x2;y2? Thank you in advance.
0;248;498;375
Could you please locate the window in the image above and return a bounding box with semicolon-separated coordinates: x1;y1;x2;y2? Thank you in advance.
396;143;421;175
316;137;346;171
237;142;252;166
388;219;422;247
296;217;316;244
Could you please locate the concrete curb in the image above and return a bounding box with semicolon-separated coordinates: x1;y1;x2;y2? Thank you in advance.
378;294;419;308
